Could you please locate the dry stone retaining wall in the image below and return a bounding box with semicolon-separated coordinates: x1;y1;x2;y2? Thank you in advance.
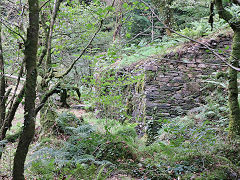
96;33;232;123
130;33;232;122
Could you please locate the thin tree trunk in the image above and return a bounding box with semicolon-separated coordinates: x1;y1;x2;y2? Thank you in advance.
39;0;62;130
0;23;5;132
12;0;39;179
0;21;6;159
45;0;63;71
152;0;173;36
228;31;240;136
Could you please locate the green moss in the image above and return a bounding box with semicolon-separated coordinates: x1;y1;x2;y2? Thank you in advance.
228;31;240;137
40;108;58;133
145;71;156;81
135;77;145;94
216;71;228;79
94;141;137;163
6;127;22;143
126;95;133;116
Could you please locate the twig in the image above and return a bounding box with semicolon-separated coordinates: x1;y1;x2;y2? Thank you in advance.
4;74;25;81
140;0;240;72
35;82;60;115
1;84;25;140
39;0;51;11
126;26;151;43
0;18;25;43
6;62;24;109
55;20;104;78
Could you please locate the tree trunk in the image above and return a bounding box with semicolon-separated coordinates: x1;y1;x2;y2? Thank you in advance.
215;0;240;137
45;0;63;71
152;0;173;36
12;0;39;179
228;31;240;137
60;88;70;108
0;21;6;159
0;24;5;129
39;0;62;131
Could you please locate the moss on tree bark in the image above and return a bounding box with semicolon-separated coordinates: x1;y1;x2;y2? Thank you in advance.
228;31;240;136
215;0;240;137
12;0;39;179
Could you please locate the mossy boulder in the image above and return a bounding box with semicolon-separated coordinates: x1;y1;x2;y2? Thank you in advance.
94;141;137;163
55;112;84;135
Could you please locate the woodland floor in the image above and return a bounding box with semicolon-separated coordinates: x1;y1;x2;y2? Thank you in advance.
0;101;140;180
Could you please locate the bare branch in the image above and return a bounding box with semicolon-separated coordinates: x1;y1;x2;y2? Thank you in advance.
140;0;240;72
55;0;116;78
0;18;25;42
45;0;63;70
35;82;60;115
39;0;51;11
55;20;103;78
6;62;24;110
1;84;25;140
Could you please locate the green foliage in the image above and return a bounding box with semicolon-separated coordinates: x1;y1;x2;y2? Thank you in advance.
139;137;240;179
114;126;137;140
28;113;140;178
28;158;112;180
28;120;114;178
227;3;240;22
5;122;23;143
171;0;210;29
3;0;240;179
82;68;143;122
175;15;228;39
55;111;84;135
62;127;104;159
158;117;216;148
94;141;137;163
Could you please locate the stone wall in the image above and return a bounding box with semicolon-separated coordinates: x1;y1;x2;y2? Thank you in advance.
96;33;232;123
130;33;232;122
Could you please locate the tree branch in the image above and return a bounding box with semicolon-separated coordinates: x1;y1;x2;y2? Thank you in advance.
214;0;238;29
1;84;25;140
55;0;116;78
45;0;63;71
140;0;240;72
0;18;25;43
39;0;51;12
35;82;60;115
55;19;104;78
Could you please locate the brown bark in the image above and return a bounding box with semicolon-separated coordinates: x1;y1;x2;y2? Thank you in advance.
13;0;39;179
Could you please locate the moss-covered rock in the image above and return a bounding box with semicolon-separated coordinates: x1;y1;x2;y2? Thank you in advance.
94;141;137;163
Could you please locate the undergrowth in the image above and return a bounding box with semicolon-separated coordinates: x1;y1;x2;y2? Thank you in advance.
2;65;239;180
25;86;240;179
117;15;228;67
